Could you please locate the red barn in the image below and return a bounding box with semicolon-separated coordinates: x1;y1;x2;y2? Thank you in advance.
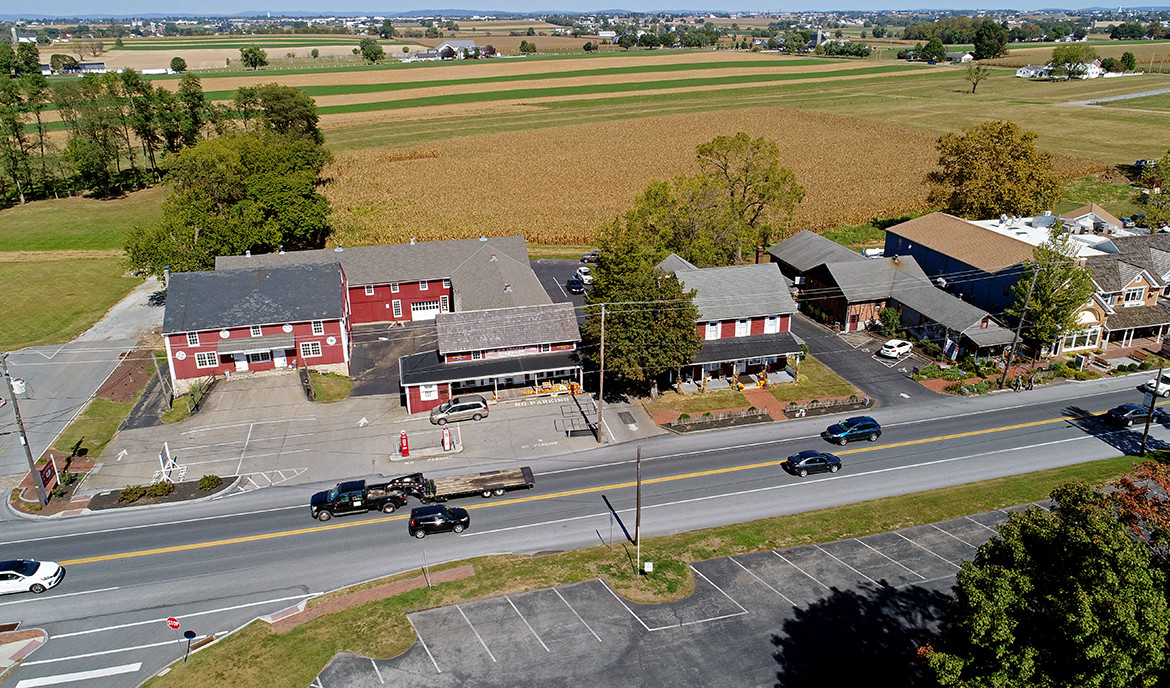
162;263;351;395
214;236;547;324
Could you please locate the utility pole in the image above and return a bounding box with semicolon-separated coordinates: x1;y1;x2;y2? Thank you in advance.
999;267;1039;389
596;305;605;444
635;446;642;573
1;354;47;505
1141;360;1164;456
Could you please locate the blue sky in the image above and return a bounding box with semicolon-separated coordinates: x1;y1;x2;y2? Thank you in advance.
3;2;1144;17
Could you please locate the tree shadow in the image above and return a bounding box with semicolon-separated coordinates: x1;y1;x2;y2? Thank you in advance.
1063;405;1170;456
148;289;167;307
772;581;952;688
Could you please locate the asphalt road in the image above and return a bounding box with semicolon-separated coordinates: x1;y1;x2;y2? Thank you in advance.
0;372;1158;687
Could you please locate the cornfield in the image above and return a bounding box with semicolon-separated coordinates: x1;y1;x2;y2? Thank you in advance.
325;107;943;247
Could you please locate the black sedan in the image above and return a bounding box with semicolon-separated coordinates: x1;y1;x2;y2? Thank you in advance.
408;504;470;538
823;416;881;445
1106;403;1163;427
782;450;842;478
566;277;586;295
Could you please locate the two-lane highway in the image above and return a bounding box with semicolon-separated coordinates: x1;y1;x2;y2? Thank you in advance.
0;376;1161;687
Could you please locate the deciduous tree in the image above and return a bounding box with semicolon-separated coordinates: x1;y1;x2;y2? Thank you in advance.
358;37;385;63
1050;43;1098;79
972;21;1008;59
920;37;947;62
580;219;700;393
239;45;268;70
920;482;1168;688
964;64;992;92
169;56;186;73
1121;51;1137;72
926;120;1060;219
1005;226;1097;353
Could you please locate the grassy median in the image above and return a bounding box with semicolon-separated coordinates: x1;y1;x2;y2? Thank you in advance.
145;452;1151;688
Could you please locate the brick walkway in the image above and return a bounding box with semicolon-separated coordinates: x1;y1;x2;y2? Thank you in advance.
270;564;475;633
741;387;781;420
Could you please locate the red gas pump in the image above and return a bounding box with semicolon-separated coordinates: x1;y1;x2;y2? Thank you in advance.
399;430;410;458
441;424;453;451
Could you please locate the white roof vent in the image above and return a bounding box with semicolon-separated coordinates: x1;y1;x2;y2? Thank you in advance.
245;250;251;257
479;234;488;241
334;245;343;252
410;237;415;245
490;253;497;262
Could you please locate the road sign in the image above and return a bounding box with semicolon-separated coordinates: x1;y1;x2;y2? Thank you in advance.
166;617;180;630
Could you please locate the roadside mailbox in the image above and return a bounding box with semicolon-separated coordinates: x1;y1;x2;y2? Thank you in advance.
399;430;409;458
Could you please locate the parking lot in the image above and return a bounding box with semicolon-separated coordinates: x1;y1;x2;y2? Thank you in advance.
312;504;1036;687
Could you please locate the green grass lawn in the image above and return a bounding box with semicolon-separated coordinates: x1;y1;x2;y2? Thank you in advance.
309;371;353;402
0;187;164;252
50;397;136;460
1054;175;1143;218
769;356;861;403
646;387;751;416
0;258;141;351
143;451;1151;688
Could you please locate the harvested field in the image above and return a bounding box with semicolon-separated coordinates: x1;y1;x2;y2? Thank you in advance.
983;41;1170;71
324;107;940;247
104;45;385;72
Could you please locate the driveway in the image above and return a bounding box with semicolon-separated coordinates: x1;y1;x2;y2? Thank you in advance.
791;314;935;407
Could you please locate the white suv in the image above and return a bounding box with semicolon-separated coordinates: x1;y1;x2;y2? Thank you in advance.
1141;372;1170;398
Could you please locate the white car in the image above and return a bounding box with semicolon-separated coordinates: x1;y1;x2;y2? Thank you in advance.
575;265;594;285
1142;372;1170;398
878;339;912;359
0;559;65;595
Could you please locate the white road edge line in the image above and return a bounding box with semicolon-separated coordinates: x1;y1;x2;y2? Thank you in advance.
0;586;120;609
22;637;205;666
14;662;142;687
54;594;314;638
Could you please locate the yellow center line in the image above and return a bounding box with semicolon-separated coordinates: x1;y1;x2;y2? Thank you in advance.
60;406;1113;566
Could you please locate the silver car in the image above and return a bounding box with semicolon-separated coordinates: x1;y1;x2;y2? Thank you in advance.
429;394;490;425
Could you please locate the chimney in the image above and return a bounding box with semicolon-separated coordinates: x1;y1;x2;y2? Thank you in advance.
756;245;765;264
163;265;170;287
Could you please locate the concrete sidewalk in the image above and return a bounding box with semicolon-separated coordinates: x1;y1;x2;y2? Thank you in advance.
0;629;46;677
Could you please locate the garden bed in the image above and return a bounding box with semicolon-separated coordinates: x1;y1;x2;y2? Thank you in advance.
781;396;873;418
86;476;237;511
666;408;772;432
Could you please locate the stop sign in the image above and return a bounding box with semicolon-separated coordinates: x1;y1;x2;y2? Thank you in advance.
166;617;180;630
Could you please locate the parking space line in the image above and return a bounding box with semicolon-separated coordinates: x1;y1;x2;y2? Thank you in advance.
408;616;441;674
857;540;925;580
370;658;384;684
930;523;978;549
600;580;652;632
894;532;960;568
691;565;749;614
814;544;876;585
729;557;797;607
554;588;602;643
772;552;831;591
458;605;497;662
898;572;962;589
964;516;999;533
506;596;550;653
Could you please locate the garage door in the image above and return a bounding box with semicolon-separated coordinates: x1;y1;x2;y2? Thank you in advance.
411;299;443;321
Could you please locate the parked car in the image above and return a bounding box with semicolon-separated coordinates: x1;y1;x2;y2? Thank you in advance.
429;394;489;425
782;450;842;477
0;559;65;595
1106;403;1163;427
581;250;600;263
575;265;594;284
878;339;912;358
1121;217;1136;229
1141;373;1170;398
408;504;470;538
823;416;882;445
566;277;585;295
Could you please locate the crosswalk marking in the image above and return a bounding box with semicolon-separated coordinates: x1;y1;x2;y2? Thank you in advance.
15;663;141;687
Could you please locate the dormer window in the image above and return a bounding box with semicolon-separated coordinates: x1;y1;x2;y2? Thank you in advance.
1124;287;1144;306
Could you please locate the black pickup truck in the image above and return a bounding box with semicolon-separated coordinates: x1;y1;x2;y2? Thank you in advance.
309;480;408;521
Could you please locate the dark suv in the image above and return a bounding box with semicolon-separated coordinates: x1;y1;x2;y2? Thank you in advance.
408;504;470;538
822;416;882;445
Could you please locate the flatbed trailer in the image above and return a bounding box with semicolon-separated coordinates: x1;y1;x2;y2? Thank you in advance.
388;467;535;502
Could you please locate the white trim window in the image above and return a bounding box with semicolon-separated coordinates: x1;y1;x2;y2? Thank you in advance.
364;285;375;296
764;316;780;334
247;351;271;364
419;280;428;291
419;384;439;401
194;351;218;368
705;322;720;340
541;343;551;352
300;341;322;358
392;300;402;318
472;351;483;360
390;282;399;293
250;325;262;337
440;295;449;312
443;278;451;289
311;320;325;335
1124;287;1144;306
735;319;750;337
186;332;199;346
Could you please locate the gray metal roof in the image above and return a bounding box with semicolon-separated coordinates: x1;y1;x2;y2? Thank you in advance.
163;263;345;334
674;263;797;321
436;302;580;355
400;349;579;387
656;253;698;274
693;332;803;365
767;230;863;274
215;236;549;311
822;256;929;302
